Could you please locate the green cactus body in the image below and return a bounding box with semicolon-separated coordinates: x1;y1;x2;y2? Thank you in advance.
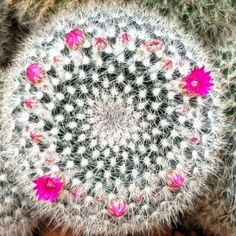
0;4;224;235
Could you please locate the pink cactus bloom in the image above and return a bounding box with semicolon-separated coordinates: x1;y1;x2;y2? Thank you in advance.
65;29;85;49
162;59;173;70
95;37;107;50
26;63;45;84
33;175;64;202
167;171;185;189
182;66;213;96
189;135;199;144
24;97;37;109
145;39;164;52
30;132;44;143
107;198;127;218
70;186;84;199
121;32;131;43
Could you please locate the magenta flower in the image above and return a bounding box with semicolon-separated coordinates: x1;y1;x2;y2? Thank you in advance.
145;39;164;52
107;198;127;218
26;63;45;84
33;175;64;202
121;32;131;44
95;37;107;50
65;29;85;49
166;171;185;189
24;97;37;109
182;66;213;96
30;132;44;143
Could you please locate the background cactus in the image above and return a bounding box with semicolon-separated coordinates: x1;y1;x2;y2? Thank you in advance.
0;1;29;67
0;1;14;67
7;0;236;44
185;34;236;236
0;3;224;235
138;0;236;44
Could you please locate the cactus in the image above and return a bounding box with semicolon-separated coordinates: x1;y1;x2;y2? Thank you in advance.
0;1;13;67
0;1;29;67
186;34;236;236
0;4;224;235
7;0;82;22
0;159;33;236
8;0;236;44
140;0;236;44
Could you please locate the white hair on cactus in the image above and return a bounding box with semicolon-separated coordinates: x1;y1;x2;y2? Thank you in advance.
0;157;33;236
185;33;236;236
0;2;225;235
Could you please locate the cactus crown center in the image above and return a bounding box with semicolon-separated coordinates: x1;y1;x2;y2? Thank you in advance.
88;97;138;145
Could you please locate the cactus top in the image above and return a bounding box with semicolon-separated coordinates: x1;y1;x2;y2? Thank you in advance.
0;5;223;235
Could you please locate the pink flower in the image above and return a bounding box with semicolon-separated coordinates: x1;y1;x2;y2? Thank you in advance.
33;175;64;202
189;134;199;144
30;132;44;143
145;39;164;52
24;97;37;109
107;198;127;218
166;171;185;189
65;29;85;49
70;186;85;199
182;66;213;96
26;63;45;84
95;37;107;50
121;32;131;44
162;59;173;70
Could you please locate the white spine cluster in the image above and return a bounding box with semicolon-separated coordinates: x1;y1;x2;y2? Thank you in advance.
187;34;236;236
0;3;224;235
0;158;33;236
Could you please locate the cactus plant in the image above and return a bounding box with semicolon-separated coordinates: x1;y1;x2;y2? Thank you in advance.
139;0;236;44
0;158;33;236
8;0;236;44
0;1;29;67
7;0;82;22
186;34;236;236
0;1;13;67
0;4;224;235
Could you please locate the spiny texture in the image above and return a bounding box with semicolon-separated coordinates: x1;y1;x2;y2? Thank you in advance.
8;0;84;21
134;0;236;44
0;1;12;66
0;158;33;236
187;35;236;236
0;5;223;235
0;1;29;67
9;0;236;44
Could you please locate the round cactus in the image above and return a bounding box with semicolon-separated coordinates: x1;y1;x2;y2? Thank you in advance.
186;34;236;236
0;4;224;235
